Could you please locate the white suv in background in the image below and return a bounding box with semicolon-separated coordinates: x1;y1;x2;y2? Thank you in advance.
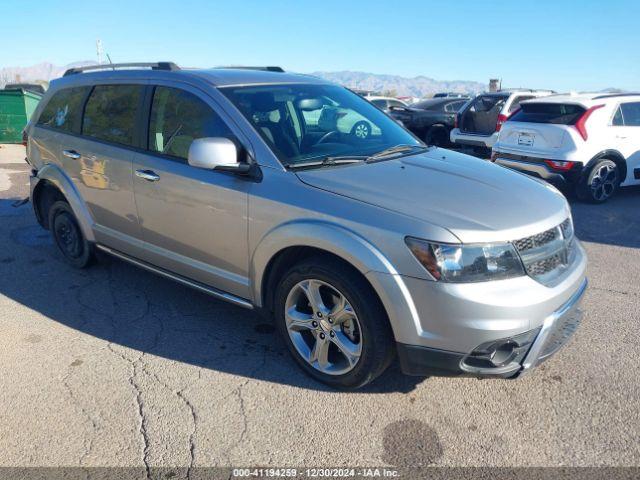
450;89;553;150
492;93;640;203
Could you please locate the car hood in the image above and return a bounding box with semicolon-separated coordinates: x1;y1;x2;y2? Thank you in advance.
295;148;570;244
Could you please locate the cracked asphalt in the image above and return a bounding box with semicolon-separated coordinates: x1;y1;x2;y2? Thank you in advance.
1;144;639;471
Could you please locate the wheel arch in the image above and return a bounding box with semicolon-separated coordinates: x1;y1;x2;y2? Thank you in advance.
251;221;398;312
585;149;627;182
31;164;95;241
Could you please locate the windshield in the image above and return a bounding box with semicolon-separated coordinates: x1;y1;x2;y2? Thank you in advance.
220;83;420;167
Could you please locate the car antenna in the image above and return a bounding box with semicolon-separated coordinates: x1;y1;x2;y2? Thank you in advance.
106;54;114;70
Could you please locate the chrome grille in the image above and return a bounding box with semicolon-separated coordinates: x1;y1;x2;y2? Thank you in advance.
513;218;576;284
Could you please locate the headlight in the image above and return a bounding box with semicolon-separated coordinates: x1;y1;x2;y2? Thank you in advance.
405;237;525;282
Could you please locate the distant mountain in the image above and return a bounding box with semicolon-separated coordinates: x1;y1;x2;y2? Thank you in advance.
310;71;487;98
0;61;97;87
1;62;486;98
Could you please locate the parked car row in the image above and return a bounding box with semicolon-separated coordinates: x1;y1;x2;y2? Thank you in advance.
365;86;639;204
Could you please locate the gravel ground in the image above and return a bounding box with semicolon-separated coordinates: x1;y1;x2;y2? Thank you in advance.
1;143;639;473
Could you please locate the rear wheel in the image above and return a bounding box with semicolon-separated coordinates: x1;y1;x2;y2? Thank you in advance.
425;125;449;147
274;257;394;389
48;201;94;268
576;159;620;203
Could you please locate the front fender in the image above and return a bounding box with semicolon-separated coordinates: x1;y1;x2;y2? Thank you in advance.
250;220;402;306
250;219;424;343
32;163;95;242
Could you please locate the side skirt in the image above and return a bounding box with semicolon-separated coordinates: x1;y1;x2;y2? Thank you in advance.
95;244;254;310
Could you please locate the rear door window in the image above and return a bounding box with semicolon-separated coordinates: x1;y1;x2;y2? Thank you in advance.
508;103;586;125
148;86;233;161
37;87;89;133
82;85;144;147
620;102;640;126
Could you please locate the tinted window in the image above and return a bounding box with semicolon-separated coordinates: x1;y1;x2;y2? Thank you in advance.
509;103;586;125
509;96;535;113
612;107;624;126
468;95;508;113
82;85;143;147
620;102;640;126
445;100;466;113
371;99;387;108
37;87;88;133
148;86;233;160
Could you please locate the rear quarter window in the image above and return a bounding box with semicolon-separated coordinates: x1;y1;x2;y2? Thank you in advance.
36;87;89;133
509;103;586;125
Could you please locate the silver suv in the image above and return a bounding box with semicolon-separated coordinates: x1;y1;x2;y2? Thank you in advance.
25;63;587;389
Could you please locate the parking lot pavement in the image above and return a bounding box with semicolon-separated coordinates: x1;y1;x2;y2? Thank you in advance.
1;143;639;470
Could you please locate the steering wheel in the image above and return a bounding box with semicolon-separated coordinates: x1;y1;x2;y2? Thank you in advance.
317;130;340;144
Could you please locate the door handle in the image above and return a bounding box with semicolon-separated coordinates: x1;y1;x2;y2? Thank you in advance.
63;150;81;159
135;169;160;182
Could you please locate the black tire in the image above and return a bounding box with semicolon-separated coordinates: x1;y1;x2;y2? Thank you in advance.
576;159;620;203
48;201;94;268
425;125;449;147
274;256;395;389
350;120;372;139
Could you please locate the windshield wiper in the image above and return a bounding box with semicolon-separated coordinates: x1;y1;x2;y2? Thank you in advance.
366;144;428;162
287;156;367;170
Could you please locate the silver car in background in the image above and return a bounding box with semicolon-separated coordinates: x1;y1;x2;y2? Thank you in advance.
24;63;587;389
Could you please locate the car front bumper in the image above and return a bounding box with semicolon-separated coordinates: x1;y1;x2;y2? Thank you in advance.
366;239;587;378
396;277;586;377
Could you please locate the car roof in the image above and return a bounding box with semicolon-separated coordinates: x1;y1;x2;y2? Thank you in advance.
50;66;330;90
521;92;640;107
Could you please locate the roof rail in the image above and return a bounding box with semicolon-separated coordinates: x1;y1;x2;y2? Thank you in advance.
215;66;285;72
63;62;180;77
592;92;640;100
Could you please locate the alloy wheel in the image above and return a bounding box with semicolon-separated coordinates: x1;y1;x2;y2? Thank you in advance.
590;163;618;201
284;279;362;375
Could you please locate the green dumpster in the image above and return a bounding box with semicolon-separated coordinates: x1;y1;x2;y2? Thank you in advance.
0;88;43;143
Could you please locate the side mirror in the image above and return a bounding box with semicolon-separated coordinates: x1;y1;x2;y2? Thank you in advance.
188;137;251;174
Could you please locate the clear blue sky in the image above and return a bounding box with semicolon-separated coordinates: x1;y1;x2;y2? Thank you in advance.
2;0;638;92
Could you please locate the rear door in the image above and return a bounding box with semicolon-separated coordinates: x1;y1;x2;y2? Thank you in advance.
497;102;585;154
62;84;145;255
132;84;251;298
612;102;640;185
459;94;508;135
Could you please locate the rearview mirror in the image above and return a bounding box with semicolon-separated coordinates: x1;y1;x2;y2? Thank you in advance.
188;137;250;174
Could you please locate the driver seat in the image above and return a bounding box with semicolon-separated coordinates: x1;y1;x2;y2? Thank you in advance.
250;93;299;158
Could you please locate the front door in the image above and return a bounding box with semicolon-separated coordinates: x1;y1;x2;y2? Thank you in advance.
132;85;251;299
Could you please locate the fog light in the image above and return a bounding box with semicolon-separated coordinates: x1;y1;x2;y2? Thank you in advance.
461;328;540;373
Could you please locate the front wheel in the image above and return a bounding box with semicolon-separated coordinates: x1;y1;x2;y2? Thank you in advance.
576;159;620;203
274;257;394;389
